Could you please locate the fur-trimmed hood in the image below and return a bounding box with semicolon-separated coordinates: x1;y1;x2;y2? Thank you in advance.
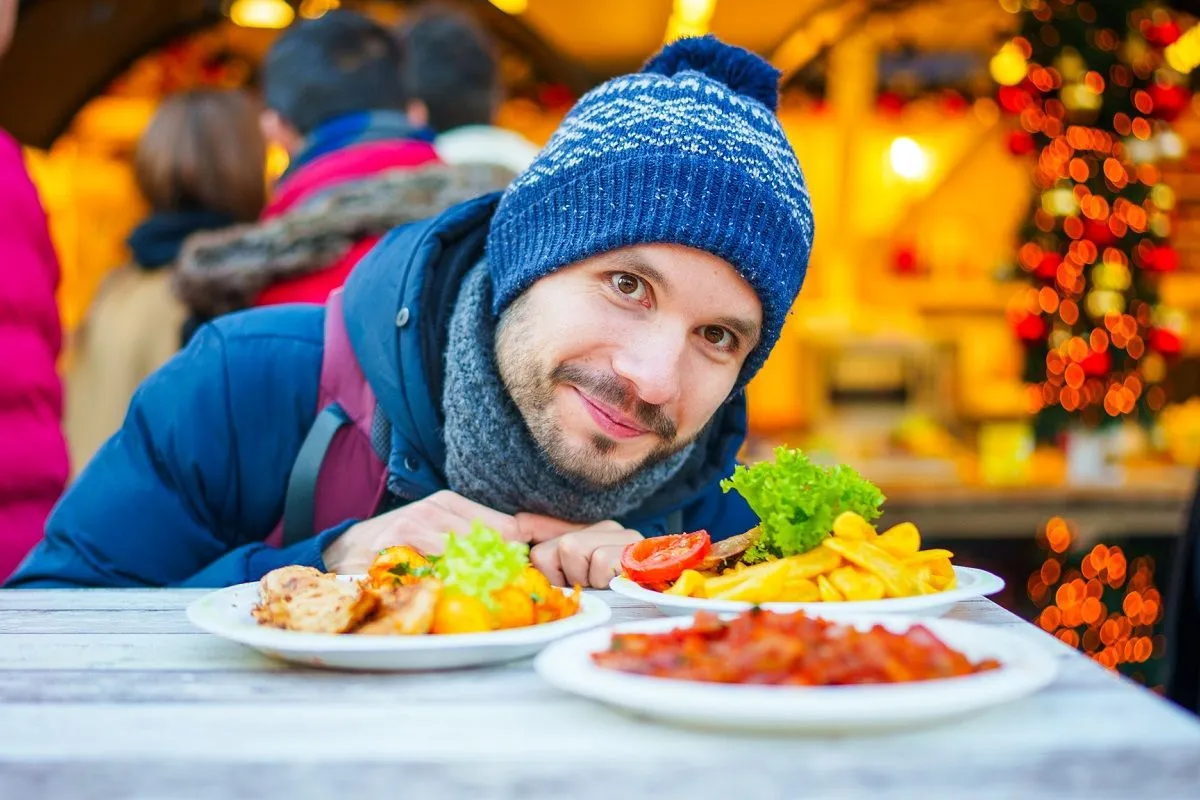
174;162;515;317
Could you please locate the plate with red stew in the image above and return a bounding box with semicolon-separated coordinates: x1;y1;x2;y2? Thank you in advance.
534;609;1057;732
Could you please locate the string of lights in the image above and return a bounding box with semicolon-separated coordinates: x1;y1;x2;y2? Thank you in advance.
994;1;1192;441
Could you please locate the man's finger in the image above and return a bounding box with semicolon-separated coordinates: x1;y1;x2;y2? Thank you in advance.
556;532;594;587
557;529;643;588
589;545;628;589
379;510;461;556
427;491;523;541
582;520;625;533
516;512;587;544
530;540;566;587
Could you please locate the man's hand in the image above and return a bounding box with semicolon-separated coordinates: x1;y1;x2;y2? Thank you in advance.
321;490;527;575
529;520;642;589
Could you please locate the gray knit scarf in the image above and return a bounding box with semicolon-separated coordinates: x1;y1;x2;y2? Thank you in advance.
441;262;694;521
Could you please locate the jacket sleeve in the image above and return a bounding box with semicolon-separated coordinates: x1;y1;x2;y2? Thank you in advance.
4;311;340;588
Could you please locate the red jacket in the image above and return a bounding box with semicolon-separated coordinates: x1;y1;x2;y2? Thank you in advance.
174;155;515;329
0;130;69;580
254;139;440;307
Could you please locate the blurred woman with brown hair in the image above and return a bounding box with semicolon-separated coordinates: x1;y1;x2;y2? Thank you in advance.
65;88;266;475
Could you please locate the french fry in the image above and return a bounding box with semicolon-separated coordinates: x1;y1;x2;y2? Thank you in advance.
928;574;955;591
704;558;782;595
905;550;955;576
817;574;845;602
821;537;919;598
830;565;886;601
905;548;954;564
875;522;921;556
780;547;842;579
665;569;707;598
859;571;887;600
708;560;791;603
778;576;820;602
832;511;875;540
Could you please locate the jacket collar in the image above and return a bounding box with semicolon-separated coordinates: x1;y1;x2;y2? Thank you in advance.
174;163;514;319
280;110;433;182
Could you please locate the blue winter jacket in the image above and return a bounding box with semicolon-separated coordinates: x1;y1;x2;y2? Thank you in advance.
6;195;756;588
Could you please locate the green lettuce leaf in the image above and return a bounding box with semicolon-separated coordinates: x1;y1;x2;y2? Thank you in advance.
720;447;885;562
432;521;529;608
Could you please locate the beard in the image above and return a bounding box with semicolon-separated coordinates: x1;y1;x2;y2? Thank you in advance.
494;299;693;488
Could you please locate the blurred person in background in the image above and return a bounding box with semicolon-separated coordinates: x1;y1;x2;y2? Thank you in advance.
175;9;509;322
0;0;69;580
64;89;267;475
400;4;539;174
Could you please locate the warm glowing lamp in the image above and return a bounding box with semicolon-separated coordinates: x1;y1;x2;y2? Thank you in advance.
888;137;930;182
665;0;717;43
229;0;295;29
489;0;529;14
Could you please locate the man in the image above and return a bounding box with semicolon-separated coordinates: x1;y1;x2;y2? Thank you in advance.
400;6;540;174
173;9;509;323
6;34;814;589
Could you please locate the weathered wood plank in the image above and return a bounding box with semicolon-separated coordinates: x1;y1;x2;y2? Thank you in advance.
0;609;193;634
0;634;282;671
0;691;1197;762
3;749;1199;800
0;653;1121;705
0;589;206;611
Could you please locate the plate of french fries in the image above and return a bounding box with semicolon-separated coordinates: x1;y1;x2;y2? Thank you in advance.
610;511;1004;617
611;447;1003;618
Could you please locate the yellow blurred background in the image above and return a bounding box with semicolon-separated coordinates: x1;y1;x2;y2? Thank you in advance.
15;0;1200;487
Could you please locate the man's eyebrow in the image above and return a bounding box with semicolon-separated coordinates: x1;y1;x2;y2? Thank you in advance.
609;251;673;295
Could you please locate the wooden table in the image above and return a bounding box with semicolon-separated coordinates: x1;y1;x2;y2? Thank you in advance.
2;590;1199;799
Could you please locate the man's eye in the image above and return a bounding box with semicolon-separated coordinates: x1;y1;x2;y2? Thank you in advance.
702;325;735;349
612;273;647;301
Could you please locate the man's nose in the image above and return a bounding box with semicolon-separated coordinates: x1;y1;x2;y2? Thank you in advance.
609;323;685;408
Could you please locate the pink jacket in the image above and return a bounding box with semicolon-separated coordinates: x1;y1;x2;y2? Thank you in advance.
0;130;68;581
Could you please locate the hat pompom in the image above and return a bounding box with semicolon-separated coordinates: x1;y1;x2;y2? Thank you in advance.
643;35;780;112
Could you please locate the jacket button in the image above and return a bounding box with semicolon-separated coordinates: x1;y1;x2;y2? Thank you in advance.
403;455;419;472
395;307;411;327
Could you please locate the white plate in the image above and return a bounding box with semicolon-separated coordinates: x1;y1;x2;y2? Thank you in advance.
610;565;1004;618
535;613;1057;733
186;579;612;672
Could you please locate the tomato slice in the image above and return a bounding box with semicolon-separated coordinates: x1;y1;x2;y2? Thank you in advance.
621;531;712;586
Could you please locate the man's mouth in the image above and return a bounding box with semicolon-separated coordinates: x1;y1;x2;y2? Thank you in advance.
573;388;651;440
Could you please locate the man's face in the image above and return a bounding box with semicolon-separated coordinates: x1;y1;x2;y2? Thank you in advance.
495;243;762;488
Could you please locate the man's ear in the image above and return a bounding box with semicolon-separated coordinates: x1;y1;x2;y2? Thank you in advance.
259;109;303;155
407;98;429;130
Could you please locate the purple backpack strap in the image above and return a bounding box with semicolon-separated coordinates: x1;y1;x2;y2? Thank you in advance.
265;290;390;548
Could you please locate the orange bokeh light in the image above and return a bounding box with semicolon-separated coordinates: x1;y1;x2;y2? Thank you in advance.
1060;299;1080;325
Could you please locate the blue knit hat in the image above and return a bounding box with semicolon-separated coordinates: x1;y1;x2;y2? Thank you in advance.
486;35;813;389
